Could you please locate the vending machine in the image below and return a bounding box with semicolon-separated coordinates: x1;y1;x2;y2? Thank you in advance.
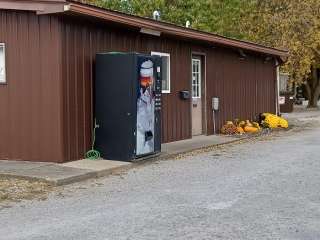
95;52;162;161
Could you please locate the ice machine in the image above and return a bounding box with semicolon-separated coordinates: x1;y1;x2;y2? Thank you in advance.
95;52;162;161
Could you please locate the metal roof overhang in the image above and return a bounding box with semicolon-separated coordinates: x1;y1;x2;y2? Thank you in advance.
0;0;289;62
66;2;289;63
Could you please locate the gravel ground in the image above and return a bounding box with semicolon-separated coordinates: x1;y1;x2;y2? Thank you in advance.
1;111;320;240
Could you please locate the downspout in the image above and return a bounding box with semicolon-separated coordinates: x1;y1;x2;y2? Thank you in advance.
275;59;280;115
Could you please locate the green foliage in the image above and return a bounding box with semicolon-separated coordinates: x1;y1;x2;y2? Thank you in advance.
92;0;254;39
243;0;320;86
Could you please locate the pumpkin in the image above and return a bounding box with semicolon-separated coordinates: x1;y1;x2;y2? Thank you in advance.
245;120;253;127
238;121;246;127
237;127;245;134
221;122;238;135
244;126;259;133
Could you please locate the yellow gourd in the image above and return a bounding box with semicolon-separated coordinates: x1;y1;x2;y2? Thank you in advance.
252;122;261;130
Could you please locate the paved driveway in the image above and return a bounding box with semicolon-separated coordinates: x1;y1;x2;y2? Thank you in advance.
1;112;320;240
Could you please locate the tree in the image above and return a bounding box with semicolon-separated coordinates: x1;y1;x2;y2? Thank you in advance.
242;0;320;107
92;0;254;39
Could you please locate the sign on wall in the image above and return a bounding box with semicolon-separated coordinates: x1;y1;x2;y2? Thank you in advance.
279;96;286;105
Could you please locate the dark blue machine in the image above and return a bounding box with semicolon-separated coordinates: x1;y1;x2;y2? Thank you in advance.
95;52;162;161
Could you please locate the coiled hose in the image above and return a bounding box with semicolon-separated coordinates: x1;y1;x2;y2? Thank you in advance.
85;119;101;160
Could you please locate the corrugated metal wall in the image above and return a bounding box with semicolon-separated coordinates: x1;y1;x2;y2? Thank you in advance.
0;10;64;162
60;17;192;161
60;15;277;161
0;11;277;162
205;48;277;134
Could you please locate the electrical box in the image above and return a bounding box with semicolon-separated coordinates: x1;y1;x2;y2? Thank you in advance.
279;96;286;105
212;97;219;111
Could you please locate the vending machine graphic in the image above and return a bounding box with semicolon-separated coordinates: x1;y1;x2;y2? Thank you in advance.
95;53;162;161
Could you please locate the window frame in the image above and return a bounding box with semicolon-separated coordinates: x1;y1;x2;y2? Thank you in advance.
192;58;201;99
151;51;171;94
0;43;6;84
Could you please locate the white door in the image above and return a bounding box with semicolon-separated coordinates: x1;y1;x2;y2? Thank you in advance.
191;58;202;136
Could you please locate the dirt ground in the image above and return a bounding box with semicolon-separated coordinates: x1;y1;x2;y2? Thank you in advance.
0;178;53;209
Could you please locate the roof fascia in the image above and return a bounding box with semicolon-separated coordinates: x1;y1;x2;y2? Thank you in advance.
0;0;68;14
67;2;288;60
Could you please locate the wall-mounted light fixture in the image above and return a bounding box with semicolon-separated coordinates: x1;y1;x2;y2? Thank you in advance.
64;4;71;11
238;49;247;60
264;56;273;63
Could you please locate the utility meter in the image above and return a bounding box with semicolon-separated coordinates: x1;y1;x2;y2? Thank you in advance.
212;97;219;111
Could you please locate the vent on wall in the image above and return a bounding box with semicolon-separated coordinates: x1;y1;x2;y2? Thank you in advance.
140;28;161;36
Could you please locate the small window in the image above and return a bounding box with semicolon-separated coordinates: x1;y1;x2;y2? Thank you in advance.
0;43;6;84
192;59;201;98
151;52;170;93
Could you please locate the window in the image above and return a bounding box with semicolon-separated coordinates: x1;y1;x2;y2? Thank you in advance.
192;59;201;98
151;52;170;93
0;43;5;84
279;73;289;92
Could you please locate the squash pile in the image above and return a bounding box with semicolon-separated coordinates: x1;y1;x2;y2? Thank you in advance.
220;121;238;135
220;113;289;135
221;119;260;135
243;120;261;133
260;113;288;129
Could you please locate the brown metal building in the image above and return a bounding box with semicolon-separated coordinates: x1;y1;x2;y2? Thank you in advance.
0;0;288;163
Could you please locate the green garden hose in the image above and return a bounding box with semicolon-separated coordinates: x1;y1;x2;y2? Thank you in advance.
85;119;101;160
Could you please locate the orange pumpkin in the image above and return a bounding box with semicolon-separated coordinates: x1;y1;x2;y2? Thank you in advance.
244;126;259;133
237;127;245;134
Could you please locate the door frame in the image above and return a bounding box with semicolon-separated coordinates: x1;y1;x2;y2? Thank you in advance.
191;52;207;136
